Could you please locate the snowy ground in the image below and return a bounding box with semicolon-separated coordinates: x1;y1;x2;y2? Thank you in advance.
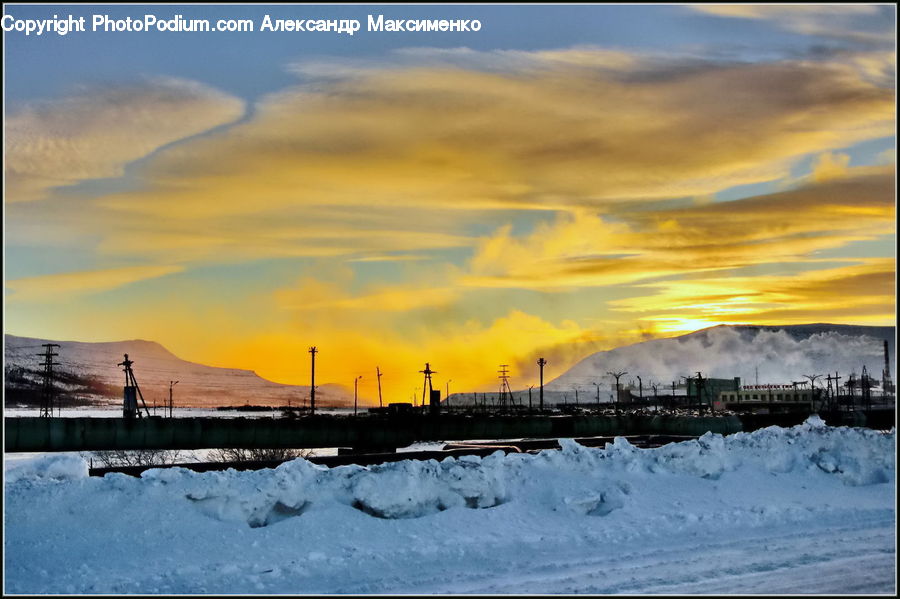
3;417;896;595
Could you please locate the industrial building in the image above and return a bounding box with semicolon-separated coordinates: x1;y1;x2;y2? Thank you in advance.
715;385;821;413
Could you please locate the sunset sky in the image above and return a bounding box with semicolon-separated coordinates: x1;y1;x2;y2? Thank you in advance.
4;4;896;403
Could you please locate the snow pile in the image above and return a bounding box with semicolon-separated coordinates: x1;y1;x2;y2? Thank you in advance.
5;453;89;484
4;418;895;594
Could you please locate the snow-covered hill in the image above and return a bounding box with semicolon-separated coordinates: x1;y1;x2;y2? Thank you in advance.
545;324;895;396
3;335;352;408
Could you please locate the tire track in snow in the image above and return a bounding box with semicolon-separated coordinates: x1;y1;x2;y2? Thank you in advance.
376;520;895;595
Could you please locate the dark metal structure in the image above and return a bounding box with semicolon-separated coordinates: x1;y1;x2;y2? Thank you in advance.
118;353;151;419
37;343;60;418
537;357;547;411
419;362;438;414
308;346;318;415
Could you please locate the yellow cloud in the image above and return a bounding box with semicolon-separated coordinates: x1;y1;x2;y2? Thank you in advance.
97;49;892;222
463;168;895;289
29;46;878;274
609;259;896;332
811;151;851;182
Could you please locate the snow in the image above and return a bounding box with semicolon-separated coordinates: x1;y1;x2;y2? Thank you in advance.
3;417;896;594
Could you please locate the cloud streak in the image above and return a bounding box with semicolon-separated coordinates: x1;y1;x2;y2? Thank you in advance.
5;264;184;303
4;77;245;203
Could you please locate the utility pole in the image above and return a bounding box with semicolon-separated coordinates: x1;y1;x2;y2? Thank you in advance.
607;370;627;416
695;372;705;416
528;385;534;411
882;340;892;400
376;366;383;408
574;388;579;407
637;375;643;407
593;382;600;410
37;344;60;418
169;380;179;418
825;372;842;412
537;357;547;412
354;375;362;416
446;379;452;411
309;346;318;415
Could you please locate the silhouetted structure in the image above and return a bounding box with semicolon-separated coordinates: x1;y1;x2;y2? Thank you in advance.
537;357;547;411
38;344;60;418
118;353;150;419
309;346;318;415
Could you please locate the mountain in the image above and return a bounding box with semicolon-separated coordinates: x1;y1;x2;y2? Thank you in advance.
545;324;895;397
4;335;353;409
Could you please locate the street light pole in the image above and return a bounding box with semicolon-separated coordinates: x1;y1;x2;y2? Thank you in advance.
354;375;363;416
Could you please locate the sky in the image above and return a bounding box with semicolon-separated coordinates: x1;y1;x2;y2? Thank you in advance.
3;3;896;403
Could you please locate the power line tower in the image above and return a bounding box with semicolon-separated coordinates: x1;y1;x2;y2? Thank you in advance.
309;346;318;415
37;344;60;418
420;362;436;411
537;357;547;411
118;353;150;419
498;365;512;411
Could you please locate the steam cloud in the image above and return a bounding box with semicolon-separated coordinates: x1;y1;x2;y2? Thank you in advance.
548;326;893;391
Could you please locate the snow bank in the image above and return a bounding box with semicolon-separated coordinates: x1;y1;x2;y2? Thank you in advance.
4;417;895;594
7;417;892;525
5;453;89;484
